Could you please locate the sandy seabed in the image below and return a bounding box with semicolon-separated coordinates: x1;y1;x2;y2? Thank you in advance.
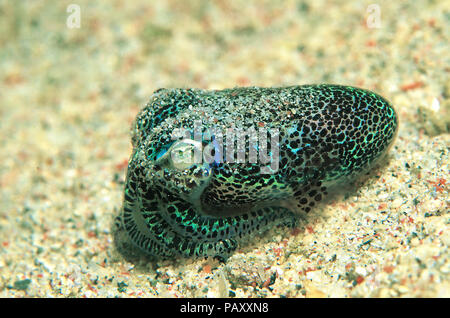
0;1;448;297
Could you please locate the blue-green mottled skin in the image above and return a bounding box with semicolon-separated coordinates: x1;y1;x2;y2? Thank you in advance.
118;84;398;260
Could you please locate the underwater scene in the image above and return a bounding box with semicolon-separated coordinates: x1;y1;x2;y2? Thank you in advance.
0;0;448;299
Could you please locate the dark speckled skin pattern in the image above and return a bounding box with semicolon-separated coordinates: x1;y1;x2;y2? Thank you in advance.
118;84;398;260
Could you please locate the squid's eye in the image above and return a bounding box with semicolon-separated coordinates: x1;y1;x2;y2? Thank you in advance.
169;139;203;170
